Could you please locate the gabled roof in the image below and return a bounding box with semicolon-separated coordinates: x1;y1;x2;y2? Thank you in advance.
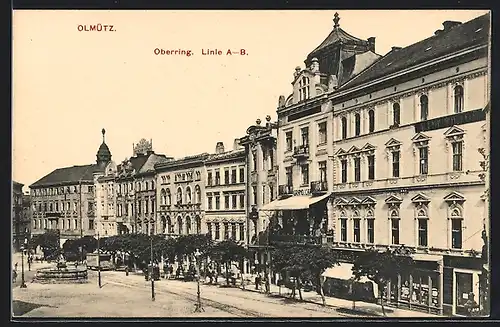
138;153;169;174
341;13;490;90
30;164;103;188
206;149;246;164
307;27;368;60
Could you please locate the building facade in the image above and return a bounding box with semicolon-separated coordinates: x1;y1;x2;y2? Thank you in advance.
155;153;208;237
12;181;28;251
114;139;172;235
94;160;118;237
29;129;112;245
239;117;278;273
204;141;247;244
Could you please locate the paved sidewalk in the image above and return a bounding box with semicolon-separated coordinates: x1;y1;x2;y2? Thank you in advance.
240;283;440;318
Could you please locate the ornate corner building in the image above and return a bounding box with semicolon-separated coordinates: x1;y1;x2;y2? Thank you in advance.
265;12;490;316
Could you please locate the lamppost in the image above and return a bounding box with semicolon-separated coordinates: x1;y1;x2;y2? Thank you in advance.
26;237;31;272
150;233;155;302
97;232;102;288
20;240;27;288
194;249;204;312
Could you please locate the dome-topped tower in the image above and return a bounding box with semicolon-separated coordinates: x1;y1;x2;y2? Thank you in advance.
96;128;112;166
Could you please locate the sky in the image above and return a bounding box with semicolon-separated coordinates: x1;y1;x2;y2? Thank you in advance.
12;9;489;188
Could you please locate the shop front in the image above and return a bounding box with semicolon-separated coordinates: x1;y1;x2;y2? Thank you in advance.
384;255;443;315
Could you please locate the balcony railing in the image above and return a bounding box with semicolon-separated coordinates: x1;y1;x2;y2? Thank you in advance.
269;234;324;245
311;180;328;193
278;184;293;196
293;144;309;159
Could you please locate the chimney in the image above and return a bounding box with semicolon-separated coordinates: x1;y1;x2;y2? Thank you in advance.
443;20;461;31
391;46;402;52
233;138;241;151
367;37;376;52
215;142;225;154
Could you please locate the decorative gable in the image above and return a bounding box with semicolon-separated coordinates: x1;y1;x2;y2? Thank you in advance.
385;194;403;204
385;138;402;151
444;191;466;204
411;192;430;204
347;145;361;154
444;125;466;142
335;148;347;156
411;132;431;147
362;196;377;205
348;197;362;205
361;143;376;155
334;198;348;206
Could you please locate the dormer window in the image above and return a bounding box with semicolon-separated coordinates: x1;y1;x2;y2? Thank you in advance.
299;77;310;101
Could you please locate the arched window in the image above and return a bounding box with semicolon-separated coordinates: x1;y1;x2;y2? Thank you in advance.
341;117;347;139
354;113;361;136
368;109;375;133
393;103;401;126
160;189;167;205
166;216;172;234
185;186;192;204
454;85;464;113
196;216;201;234
420;95;429;121
195;185;201;204
177;216;183;235
166;189;171;205
186;216;192;234
176;187;183;204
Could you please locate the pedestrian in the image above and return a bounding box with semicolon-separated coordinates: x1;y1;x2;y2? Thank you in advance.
125;266;129;276
14;263;18;272
12;270;17;283
465;292;479;316
264;275;270;293
255;275;260;290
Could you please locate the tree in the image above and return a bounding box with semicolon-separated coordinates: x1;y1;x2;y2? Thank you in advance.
31;230;61;260
209;240;249;285
62;236;97;261
272;244;339;304
352;246;415;316
173;234;213;264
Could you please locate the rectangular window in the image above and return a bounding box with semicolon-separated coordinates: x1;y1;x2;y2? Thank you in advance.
239;223;245;242
301;127;309;147
367;155;375;180
215;223;220;240
89;220;94;230
239;194;245;208
451;219;462;249
231;169;237;184
419;147;429;175
231;223;237;240
341;159;347;183
301;164;309;185
367;219;374;243
340;219;347;242
207;172;213;186
452;142;463;172
353;219;361;243
252;186;257;205
224;222;229;240
269;149;274;170
55;202;59;211
354;158;361;182
252;153;258;171
215;195;220;210
392;151;400;178
207;223;212;239
239;168;245;183
319;161;327;182
207;196;213;210
215;171;220;185
418;219;428;247
262;187;266;205
286;167;293;186
224;194;230;209
391;219;400;244
269;185;275;201
318;122;327;145
224;170;230;184
231;194;237;209
285;131;293;152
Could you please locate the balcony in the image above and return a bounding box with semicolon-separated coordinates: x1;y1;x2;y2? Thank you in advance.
278;184;293;197
269;234;324;245
292;145;309;160
311;181;328;194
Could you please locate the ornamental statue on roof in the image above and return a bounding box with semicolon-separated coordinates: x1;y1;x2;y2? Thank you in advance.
133;138;153;156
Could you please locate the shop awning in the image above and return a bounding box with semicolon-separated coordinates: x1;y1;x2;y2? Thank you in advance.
260;193;331;211
321;263;378;296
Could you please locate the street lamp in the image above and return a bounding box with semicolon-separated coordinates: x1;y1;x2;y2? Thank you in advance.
194;249;204;312
20;240;27;288
150;233;155;302
97;232;102;288
26;238;31;272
